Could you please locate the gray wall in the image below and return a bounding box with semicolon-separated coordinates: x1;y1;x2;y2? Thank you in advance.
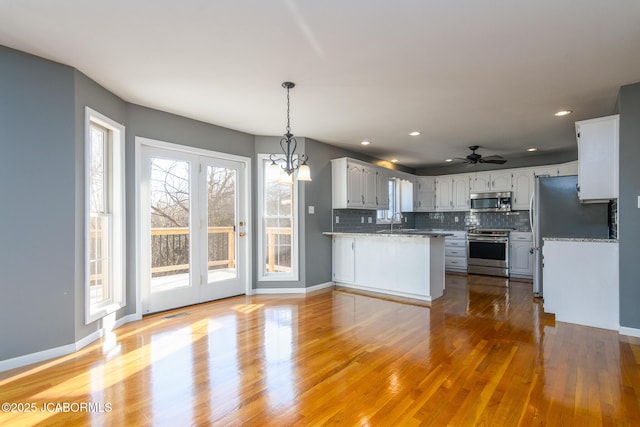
0;46;77;360
618;82;640;329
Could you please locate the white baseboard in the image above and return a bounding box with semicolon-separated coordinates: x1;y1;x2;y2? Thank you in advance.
619;326;640;338
255;281;335;295
0;313;140;373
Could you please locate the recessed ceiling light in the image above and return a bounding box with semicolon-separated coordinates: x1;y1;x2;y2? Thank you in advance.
360;140;371;146
445;158;453;162
527;148;538;152
391;159;399;163
409;131;421;136
554;110;573;117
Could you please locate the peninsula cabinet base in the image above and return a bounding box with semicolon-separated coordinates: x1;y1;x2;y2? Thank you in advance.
330;234;446;302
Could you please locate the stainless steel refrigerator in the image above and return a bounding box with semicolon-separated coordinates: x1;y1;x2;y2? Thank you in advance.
530;175;609;297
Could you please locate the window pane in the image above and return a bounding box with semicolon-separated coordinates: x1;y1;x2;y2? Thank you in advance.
263;159;294;275
207;166;237;282
149;158;191;291
89;215;110;305
89;125;107;213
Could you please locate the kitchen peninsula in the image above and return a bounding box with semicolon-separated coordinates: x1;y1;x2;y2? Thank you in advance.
324;231;452;301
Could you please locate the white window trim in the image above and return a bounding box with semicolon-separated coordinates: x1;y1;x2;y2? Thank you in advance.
84;107;126;324
257;154;299;282
377;177;402;224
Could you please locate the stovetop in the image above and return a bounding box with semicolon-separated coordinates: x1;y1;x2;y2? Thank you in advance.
467;228;515;237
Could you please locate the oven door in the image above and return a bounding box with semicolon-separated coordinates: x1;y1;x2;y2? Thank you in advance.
467;237;508;268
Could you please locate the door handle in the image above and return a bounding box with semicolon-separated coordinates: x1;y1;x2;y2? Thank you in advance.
239;232;246;237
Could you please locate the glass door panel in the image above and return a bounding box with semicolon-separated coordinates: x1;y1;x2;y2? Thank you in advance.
206;165;237;283
149;157;191;292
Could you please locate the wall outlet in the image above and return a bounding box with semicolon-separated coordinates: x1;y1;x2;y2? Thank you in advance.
308;205;315;214
335;216;339;224
455;216;459;222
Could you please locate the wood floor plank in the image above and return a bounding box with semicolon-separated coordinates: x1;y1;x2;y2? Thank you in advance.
1;274;640;426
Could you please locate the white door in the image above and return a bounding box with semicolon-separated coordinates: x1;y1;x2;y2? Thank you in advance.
140;144;248;314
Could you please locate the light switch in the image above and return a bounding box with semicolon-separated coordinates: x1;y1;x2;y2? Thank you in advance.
308;205;315;214
335;216;339;224
638;196;640;208
361;217;365;223
368;217;372;223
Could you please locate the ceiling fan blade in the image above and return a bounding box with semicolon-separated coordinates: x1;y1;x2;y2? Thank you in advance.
479;158;507;164
480;155;505;160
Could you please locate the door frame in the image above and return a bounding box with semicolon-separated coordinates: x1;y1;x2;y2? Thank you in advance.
134;136;252;317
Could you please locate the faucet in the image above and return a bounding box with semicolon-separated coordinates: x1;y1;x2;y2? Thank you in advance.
390;212;404;233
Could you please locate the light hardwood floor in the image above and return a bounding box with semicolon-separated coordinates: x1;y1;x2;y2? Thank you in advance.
1;274;640;426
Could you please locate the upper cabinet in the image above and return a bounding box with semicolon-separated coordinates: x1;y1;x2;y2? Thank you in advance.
332;158;382;209
470;171;512;193
511;168;534;210
558;161;578;176
415;176;437;212
437;174;471;211
576;115;619;201
376;169;390;210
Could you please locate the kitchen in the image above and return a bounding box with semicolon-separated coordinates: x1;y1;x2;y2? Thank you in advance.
327;114;619;330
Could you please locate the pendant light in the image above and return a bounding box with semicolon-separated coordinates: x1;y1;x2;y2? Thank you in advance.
269;82;311;181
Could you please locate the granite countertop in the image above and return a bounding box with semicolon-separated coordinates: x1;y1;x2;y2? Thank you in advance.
323;230;453;238
543;237;619;243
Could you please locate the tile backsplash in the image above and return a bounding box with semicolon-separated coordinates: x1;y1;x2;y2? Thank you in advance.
332;209;531;232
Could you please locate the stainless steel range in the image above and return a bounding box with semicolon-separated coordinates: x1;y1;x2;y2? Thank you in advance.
467;228;512;277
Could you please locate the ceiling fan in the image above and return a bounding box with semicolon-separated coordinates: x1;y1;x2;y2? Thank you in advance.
455;145;507;165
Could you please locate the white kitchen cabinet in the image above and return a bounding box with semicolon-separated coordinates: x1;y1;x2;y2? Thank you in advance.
332;237;355;283
470;171;512;193
332;158;382;210
399;178;414;212
543;239;619;330
557;161;578;176
435;176;453;210
436;174;471;211
452;174;471;210
511;168;534;210
509;232;533;278
415;176;437;212
533;165;559;178
363;165;378;209
576;115;619;201
376;169;390;210
444;231;467;272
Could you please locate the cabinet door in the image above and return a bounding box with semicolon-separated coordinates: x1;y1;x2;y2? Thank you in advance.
347;162;364;207
451;175;470;210
471;172;491;192
558;161;578;176
533;166;558;177
436;178;453;210
333;238;355;283
576;115;619;200
511;169;533;210
376;170;390;210
362;166;378;208
510;241;533;276
490;171;512;192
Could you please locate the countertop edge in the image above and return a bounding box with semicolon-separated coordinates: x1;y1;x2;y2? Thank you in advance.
543;237;619;243
323;231;453;238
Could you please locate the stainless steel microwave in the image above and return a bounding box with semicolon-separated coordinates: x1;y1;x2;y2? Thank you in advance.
469;192;512;212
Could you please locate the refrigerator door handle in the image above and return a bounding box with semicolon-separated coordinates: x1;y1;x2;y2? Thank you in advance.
529;189;535;243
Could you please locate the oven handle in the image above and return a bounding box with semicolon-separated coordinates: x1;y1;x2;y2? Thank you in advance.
468;237;509;243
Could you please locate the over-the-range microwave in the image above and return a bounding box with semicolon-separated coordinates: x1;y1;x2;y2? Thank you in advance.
469;191;512;213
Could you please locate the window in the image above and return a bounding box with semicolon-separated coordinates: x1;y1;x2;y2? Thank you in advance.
377;177;401;223
85;108;125;324
257;154;299;281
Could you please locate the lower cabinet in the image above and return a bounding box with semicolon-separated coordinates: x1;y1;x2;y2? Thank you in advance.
445;231;467;272
332;237;355;283
509;232;533;278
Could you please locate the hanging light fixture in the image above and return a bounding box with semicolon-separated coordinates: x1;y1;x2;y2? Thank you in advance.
269;81;312;181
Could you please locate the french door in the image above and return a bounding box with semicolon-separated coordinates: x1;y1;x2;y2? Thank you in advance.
139;142;249;314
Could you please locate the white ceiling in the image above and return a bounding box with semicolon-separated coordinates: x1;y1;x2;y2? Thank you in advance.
1;1;639;169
